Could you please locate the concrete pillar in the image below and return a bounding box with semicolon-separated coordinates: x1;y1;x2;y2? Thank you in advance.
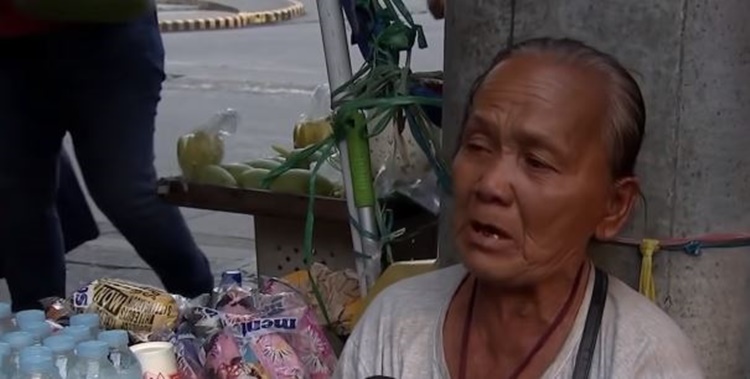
437;0;750;377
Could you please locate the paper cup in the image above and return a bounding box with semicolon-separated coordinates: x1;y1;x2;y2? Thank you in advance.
130;341;180;379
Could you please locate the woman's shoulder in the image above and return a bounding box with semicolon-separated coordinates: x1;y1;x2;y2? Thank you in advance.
367;264;467;317
603;275;704;377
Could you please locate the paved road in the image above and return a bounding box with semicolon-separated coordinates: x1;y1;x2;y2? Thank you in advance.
0;0;444;302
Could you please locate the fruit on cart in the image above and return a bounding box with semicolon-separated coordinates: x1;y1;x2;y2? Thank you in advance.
194;165;237;188
220;163;253;179
237;168;271;190
177;130;225;179
244;158;283;171
271;144;324;169
293;118;333;149
269;169;337;196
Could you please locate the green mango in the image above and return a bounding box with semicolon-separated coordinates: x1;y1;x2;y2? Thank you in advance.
244;159;283;171
194;165;237;188
269;169;337;196
237;168;271;190
177;131;224;179
221;163;253;180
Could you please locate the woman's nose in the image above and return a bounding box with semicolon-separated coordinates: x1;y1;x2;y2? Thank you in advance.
474;157;515;206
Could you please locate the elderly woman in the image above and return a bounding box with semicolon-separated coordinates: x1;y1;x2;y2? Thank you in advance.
334;38;704;378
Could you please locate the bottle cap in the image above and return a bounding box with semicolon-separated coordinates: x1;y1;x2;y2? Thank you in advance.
15;310;45;329
70;313;100;329
2;331;35;350
98;329;129;348
62;325;91;343
21;321;52;340
43;335;76;353
76;340;109;359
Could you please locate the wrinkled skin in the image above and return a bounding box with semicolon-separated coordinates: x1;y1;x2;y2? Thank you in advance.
445;51;641;378
452;52;639;288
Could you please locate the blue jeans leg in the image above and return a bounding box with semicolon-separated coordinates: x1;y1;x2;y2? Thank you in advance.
58;15;214;298
0;37;67;311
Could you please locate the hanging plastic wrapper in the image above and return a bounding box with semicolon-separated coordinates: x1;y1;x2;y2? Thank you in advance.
292;84;344;194
368;107;442;215
176;109;240;186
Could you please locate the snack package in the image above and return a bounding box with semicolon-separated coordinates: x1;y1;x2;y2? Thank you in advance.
176;109;240;185
268;263;361;336
69;278;179;336
173;322;207;379
221;288;335;378
204;329;259;379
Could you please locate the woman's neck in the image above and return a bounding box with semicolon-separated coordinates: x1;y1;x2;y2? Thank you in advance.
471;260;590;355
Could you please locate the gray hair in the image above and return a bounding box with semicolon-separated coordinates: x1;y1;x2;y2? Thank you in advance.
460;37;646;179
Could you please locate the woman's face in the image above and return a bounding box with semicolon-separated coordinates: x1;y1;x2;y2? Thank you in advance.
452;53;638;285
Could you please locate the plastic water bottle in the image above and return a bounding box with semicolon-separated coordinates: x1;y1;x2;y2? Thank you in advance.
0;342;12;379
68;341;117;379
3;331;35;377
97;330;140;379
0;304;14;334
20;322;53;345
68;316;99;339
16;349;60;379
43;335;77;379
14;311;44;331
60;327;90;345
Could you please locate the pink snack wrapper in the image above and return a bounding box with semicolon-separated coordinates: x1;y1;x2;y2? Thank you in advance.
262;279;337;378
205;329;260;379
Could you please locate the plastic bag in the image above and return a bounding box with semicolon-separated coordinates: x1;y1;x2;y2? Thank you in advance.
369;111;442;215
69;278;180;338
293;85;333;150
266;264;362;336
188;280;336;379
176;109;240;185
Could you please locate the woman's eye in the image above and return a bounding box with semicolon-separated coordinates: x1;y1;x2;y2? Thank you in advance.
464;138;490;152
525;155;553;170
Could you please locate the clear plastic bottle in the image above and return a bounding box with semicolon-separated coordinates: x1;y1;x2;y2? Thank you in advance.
16;351;60;379
96;331;140;379
43;336;76;379
68;341;117;379
59;328;90;346
13;311;44;332
20;322;52;345
2;331;35;377
0;304;14;335
67;316;99;340
0;342;12;379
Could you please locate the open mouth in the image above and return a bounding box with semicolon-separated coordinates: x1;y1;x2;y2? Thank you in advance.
470;220;510;240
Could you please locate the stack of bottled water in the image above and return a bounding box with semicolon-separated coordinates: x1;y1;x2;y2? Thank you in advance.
0;303;144;379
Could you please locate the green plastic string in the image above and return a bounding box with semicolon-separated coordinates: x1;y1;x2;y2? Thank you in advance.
256;0;451;328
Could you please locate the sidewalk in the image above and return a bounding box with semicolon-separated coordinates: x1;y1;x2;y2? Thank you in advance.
157;0;305;32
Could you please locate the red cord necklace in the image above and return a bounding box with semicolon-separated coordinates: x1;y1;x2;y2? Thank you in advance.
457;263;586;379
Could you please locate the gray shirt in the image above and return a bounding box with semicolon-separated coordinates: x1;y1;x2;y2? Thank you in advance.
334;264;704;379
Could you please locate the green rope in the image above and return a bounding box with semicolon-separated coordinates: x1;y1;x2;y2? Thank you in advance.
257;0;449;330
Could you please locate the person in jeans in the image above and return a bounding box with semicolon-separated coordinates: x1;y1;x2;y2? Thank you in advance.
0;4;214;311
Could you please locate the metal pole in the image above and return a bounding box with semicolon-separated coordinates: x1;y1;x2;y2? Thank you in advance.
316;0;381;297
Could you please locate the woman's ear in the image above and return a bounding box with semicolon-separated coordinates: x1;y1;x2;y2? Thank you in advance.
594;177;640;240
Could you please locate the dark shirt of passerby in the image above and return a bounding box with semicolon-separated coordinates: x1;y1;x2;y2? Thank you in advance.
0;1;214;311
